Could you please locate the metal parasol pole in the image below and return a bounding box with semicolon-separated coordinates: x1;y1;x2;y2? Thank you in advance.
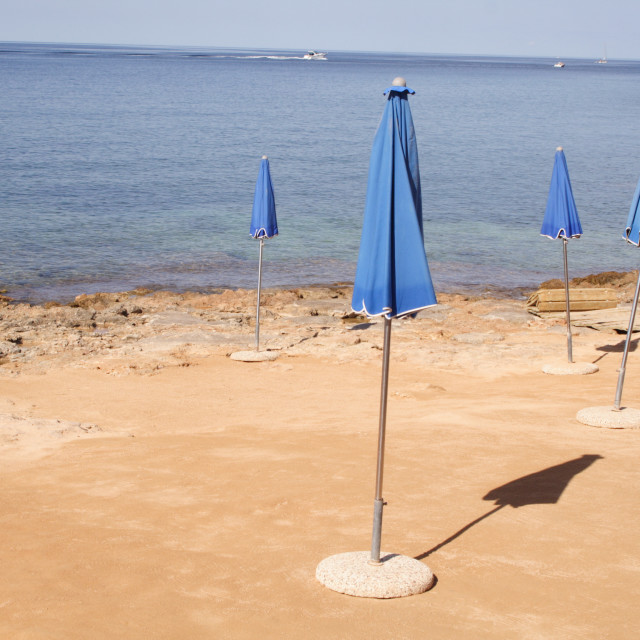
255;237;264;351
614;269;640;410
562;238;573;363
370;316;392;564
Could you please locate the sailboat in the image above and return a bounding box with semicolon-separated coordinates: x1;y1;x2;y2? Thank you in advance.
595;46;608;64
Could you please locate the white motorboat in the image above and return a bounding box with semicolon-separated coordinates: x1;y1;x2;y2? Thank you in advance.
303;50;327;60
554;61;565;68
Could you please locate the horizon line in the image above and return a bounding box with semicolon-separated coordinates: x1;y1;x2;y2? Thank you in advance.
2;39;637;63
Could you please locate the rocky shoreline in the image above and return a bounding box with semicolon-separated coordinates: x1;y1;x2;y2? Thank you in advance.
0;270;637;377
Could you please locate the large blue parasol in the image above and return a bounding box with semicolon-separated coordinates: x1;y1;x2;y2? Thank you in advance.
614;175;640;409
250;156;278;351
352;85;436;319
540;147;582;363
316;79;436;598
353;78;436;566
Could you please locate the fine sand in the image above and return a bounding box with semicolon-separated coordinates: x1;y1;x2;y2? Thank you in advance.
1;280;639;638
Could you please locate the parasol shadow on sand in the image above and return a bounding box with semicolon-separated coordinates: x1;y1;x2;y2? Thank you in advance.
594;337;640;361
416;454;603;560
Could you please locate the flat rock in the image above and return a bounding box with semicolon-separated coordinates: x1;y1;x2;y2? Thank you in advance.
147;311;203;326
480;309;530;324
229;350;279;362
139;331;240;352
453;332;504;345
544;307;640;333
414;304;453;321
282;299;350;317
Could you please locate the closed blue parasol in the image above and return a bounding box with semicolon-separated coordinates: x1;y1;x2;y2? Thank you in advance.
353;78;436;568
614;175;640;409
540;148;583;241
316;79;436;598
250;156;278;240
623;176;640;246
540;147;582;363
351;84;436;318
250;156;278;351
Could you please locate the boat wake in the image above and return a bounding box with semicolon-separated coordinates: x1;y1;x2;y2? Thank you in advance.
243;55;309;60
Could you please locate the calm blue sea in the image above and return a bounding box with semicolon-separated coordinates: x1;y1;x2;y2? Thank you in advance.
2;42;640;303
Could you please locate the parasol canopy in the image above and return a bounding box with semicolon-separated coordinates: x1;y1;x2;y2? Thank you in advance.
624;175;640;246
540;147;582;240
351;82;436;319
250;156;278;239
317;79;437;598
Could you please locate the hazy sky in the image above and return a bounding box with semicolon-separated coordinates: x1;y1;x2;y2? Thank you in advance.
2;0;638;60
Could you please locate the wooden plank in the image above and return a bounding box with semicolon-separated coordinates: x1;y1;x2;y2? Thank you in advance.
535;300;618;312
527;287;617;312
534;288;617;303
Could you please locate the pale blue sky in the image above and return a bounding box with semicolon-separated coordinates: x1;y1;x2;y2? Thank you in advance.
2;0;638;60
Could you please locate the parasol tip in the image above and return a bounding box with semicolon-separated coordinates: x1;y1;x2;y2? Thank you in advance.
392;76;407;87
556;146;563;151
262;155;268;159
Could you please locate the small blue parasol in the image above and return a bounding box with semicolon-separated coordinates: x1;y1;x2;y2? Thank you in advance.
614;175;640;409
250;156;278;351
540;147;582;363
623;177;640;246
250;156;278;241
540;148;583;241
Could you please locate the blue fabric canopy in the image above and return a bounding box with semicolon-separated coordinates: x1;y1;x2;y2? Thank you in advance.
250;157;278;239
351;85;437;319
540;149;583;240
624;175;640;246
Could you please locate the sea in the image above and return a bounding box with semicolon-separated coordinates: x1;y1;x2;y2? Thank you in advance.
2;41;640;303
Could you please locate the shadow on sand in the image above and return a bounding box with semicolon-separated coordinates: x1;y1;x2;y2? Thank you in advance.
593;337;638;363
415;454;603;560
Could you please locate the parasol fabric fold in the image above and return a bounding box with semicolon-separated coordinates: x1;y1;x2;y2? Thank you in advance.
540;148;582;240
250;157;278;239
351;85;436;319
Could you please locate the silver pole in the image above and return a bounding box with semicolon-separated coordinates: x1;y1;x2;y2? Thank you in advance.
614;269;640;410
563;238;573;363
255;237;264;351
370;316;392;565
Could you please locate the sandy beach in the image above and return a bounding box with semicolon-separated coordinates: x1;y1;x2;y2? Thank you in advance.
1;276;640;638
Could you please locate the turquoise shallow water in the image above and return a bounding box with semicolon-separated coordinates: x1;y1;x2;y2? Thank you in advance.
2;42;640;302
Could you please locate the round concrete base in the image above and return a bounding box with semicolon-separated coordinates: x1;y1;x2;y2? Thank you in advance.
316;551;434;599
542;362;599;375
229;350;279;362
576;406;640;429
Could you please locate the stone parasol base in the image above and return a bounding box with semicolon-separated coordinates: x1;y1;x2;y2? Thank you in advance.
316;551;434;598
229;350;279;362
542;362;599;375
576;406;640;429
